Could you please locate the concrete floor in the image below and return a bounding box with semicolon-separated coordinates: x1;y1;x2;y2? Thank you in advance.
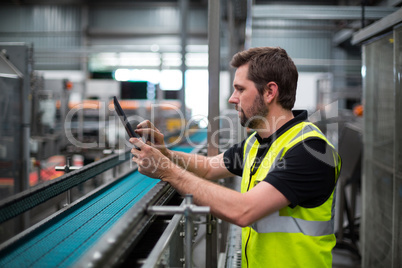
333;177;362;268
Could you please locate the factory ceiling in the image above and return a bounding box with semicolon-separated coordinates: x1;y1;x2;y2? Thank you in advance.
2;0;208;5
0;0;393;6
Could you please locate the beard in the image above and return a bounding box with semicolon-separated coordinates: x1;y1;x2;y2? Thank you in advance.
239;94;269;129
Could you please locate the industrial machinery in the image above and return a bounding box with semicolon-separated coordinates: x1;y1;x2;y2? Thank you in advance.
0;130;216;267
0;43;32;201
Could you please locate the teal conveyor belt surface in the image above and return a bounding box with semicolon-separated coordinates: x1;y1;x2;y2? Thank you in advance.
186;130;208;144
0;131;206;268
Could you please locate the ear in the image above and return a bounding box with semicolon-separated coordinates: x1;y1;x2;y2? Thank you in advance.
265;82;278;104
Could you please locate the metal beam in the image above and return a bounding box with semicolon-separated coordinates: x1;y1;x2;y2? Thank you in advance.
206;0;220;267
333;21;362;45
207;1;220;158
86;29;208;39
352;7;402;44
252;5;398;20
180;0;188;122
34;44;208;54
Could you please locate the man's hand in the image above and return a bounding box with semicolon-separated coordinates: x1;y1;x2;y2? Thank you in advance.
130;137;174;180
135;120;169;157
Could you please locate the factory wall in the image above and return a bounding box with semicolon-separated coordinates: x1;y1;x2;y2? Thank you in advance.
89;5;207;45
250;11;362;112
0;6;82;70
252;20;333;65
0;4;208;70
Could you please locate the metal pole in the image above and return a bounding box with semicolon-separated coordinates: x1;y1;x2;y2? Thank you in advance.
207;1;220;267
207;0;220;157
245;0;253;50
147;194;210;268
55;157;82;205
228;0;236;101
21;45;32;195
361;0;366;28
66;157;72;204
79;5;89;143
184;195;193;268
180;0;188;122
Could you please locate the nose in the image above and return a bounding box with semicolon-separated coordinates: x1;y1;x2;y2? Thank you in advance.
228;90;239;104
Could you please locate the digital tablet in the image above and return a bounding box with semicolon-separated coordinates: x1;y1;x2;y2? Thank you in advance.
113;96;139;139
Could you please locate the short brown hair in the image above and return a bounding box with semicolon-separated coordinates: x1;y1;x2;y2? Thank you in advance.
230;47;298;110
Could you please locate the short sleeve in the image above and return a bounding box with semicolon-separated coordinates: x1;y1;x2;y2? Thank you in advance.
223;140;246;176
264;138;337;208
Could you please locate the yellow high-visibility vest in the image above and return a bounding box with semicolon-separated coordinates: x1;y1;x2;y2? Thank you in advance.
241;121;341;268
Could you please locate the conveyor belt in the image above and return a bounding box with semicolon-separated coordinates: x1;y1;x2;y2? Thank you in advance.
0;138;204;267
186;130;208;144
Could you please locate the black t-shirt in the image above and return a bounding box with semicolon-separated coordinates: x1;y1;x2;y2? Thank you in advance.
223;110;337;208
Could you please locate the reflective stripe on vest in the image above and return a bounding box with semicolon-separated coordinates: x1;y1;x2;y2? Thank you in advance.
251;210;334;236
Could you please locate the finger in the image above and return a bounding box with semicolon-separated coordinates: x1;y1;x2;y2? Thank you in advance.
129;137;146;150
137;120;161;134
135;128;163;142
132;156;142;166
137;120;155;130
131;147;139;158
146;140;153;146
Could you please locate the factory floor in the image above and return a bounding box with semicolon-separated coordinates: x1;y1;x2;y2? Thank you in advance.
333;176;362;268
333;246;361;268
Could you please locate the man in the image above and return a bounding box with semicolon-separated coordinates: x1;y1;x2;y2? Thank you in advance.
130;47;341;267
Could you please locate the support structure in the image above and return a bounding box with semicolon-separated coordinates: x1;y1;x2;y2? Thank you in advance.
180;0;188;121
55;157;82;205
147;195;210;268
207;0;221;267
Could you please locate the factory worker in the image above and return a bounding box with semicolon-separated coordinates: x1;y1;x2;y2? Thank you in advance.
130;46;341;268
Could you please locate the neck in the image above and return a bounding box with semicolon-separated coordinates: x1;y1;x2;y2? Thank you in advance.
255;108;294;139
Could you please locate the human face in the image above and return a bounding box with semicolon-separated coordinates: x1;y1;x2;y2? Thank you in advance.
228;64;268;129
